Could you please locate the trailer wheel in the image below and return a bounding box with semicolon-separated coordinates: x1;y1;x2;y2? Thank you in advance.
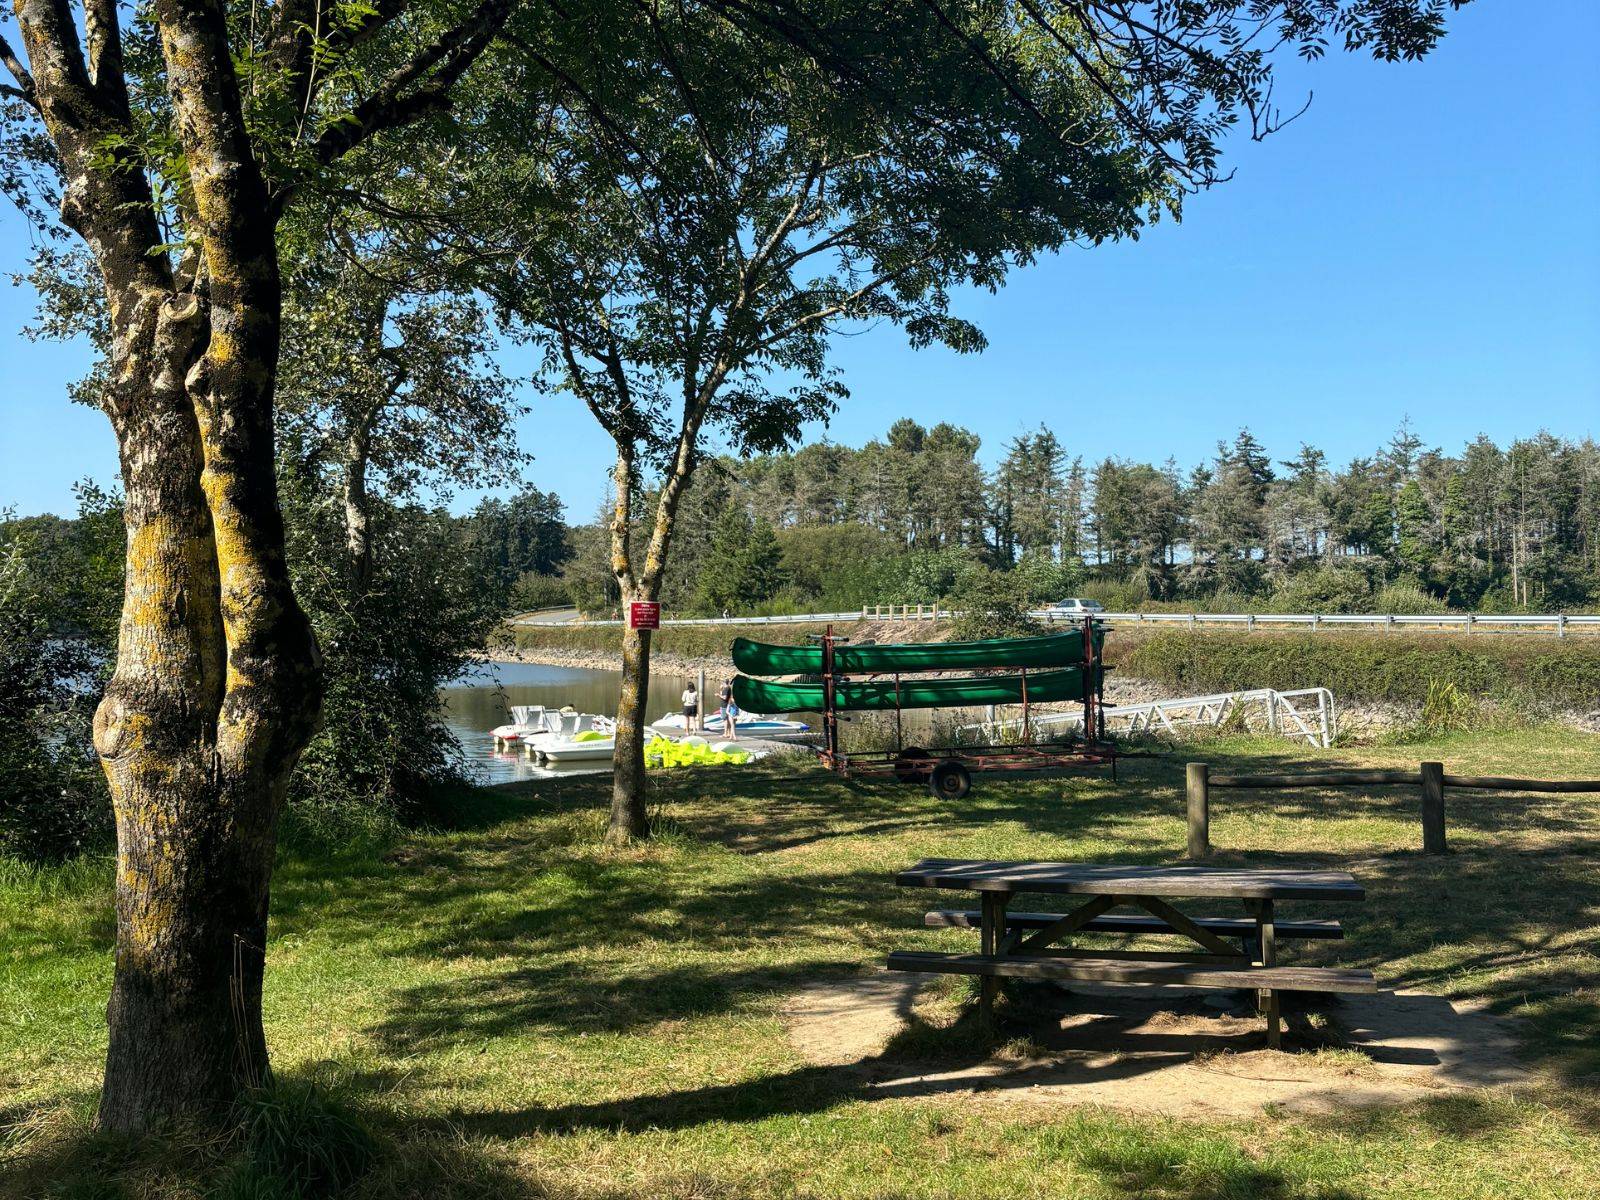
893;747;932;784
929;761;972;800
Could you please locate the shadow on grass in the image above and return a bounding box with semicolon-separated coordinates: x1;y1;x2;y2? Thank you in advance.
274;747;1600;1087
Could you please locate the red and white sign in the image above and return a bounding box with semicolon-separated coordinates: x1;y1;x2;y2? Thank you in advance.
628;601;661;630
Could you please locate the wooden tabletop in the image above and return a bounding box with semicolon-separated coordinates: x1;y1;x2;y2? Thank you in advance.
895;859;1365;902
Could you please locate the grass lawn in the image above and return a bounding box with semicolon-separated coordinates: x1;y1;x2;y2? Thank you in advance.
4;726;1600;1198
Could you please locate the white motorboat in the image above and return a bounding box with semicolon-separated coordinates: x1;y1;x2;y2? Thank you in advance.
532;712;616;762
539;734;616;763
647;712;811;740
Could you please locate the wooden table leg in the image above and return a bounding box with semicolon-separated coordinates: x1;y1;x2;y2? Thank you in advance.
979;890;1008;1027
1256;898;1281;1049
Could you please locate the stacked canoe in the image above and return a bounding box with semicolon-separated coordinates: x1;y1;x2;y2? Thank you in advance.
731;627;1104;714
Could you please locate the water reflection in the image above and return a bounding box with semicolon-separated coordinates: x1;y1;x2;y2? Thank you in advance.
442;660;697;784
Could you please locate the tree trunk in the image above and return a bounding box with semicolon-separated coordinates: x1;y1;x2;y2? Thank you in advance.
608;601;654;844
92;307;321;1131
344;419;375;592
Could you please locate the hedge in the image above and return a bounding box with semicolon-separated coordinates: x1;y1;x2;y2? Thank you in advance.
1124;631;1600;711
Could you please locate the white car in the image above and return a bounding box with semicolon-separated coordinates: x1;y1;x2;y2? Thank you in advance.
1045;598;1105;616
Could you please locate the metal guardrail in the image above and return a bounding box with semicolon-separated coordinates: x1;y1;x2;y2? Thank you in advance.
515;605;1600;634
1070;611;1600;635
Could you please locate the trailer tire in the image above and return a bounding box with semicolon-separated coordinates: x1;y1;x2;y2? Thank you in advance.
893;748;932;784
929;761;972;800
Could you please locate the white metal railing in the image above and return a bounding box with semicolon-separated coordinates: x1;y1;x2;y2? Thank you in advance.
515;605;1599;634
960;687;1337;749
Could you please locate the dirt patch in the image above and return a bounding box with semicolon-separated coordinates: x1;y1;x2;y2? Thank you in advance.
783;974;1532;1119
782;975;925;1066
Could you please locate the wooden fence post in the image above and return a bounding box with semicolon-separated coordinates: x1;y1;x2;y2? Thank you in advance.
1186;763;1210;859
1420;761;1446;854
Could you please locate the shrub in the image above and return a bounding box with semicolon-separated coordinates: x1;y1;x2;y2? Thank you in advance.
948;568;1042;640
1373;581;1450;615
218;1081;376;1199
0;525;112;861
280;472;501;839
1124;630;1600;712
1265;568;1372;614
508;571;570;612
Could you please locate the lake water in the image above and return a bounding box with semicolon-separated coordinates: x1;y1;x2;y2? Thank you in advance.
442;660;699;783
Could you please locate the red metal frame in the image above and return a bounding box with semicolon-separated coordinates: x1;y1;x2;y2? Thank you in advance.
814;615;1116;786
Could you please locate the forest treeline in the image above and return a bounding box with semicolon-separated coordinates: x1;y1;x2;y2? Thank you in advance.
538;420;1600;617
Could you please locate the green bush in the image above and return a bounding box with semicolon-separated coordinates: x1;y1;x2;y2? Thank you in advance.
217;1081;376;1199
508;571;570;612
1374;581;1450;614
1265;567;1372;614
0;522;112;861
948;568;1042;640
1124;630;1600;711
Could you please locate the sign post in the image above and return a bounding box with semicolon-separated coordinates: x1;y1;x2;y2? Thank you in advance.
628;601;661;631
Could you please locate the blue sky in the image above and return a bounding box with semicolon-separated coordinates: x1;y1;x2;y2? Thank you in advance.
3;0;1597;521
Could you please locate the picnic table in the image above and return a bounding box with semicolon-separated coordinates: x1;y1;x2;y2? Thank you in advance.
887;859;1376;1048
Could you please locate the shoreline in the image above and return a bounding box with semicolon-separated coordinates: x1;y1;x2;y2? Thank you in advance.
492;642;731;678
488;643;1600;739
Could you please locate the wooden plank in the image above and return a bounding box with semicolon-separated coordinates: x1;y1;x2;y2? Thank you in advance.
1028;947;1250;965
1209;770;1419;788
979;890;1005;1023
1257;898;1281;1049
886;951;1379;993
1011;893;1119;955
896;859;1365;901
924;911;1345;940
1441;775;1600;793
1132;894;1244;958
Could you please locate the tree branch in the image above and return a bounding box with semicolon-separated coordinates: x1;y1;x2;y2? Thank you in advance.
84;0;130;114
308;0;515;169
757;257;927;350
0;32;39;109
11;0;101;124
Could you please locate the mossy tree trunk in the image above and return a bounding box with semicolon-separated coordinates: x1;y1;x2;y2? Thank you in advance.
10;0;511;1135
22;0;324;1131
603;391;711;844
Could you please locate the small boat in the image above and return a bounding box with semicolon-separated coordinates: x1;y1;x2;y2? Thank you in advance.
492;705;549;749
647;712;811;740
540;729;616;762
531;712;616;762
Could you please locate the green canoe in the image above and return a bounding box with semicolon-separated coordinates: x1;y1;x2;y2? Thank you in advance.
733;667;1094;714
730;627;1102;676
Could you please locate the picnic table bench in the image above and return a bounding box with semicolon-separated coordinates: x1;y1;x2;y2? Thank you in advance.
887;859;1376;1048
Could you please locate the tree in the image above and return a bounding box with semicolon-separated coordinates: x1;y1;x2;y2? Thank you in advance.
272;244;528;828
0;0;1474;1123
276;244;527;592
695;512;787;614
471;489;571;596
456;2;1169;843
995;428;1068;562
2;0;516;1130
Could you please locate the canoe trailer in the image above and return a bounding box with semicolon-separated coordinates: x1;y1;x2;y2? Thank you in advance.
810;617;1117;799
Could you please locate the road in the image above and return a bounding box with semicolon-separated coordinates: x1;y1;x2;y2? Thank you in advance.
511;607;582;626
